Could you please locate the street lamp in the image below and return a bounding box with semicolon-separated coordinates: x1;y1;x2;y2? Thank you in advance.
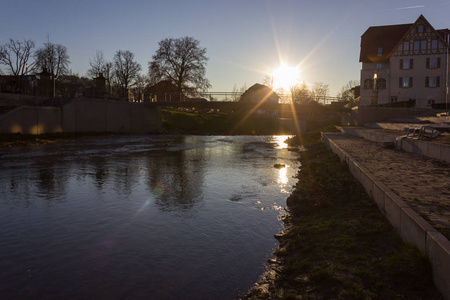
373;73;378;105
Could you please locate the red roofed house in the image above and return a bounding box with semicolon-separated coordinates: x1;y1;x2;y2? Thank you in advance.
359;15;449;108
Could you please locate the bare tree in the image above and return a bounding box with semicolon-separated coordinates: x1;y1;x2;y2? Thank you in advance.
113;50;141;97
337;80;359;102
148;36;211;95
0;39;35;93
263;74;274;90
87;50;106;78
291;82;312;104
311;82;329;103
35;38;70;97
87;50;114;95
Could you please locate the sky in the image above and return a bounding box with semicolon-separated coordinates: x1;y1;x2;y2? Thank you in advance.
1;0;449;96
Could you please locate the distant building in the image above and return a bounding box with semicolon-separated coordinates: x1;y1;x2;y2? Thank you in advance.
359;15;450;108
0;74;38;94
239;83;279;104
145;80;184;102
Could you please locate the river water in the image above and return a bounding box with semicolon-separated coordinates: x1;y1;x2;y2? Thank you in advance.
0;135;299;300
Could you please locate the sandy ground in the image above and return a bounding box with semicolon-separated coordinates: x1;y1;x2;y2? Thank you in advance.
328;132;450;239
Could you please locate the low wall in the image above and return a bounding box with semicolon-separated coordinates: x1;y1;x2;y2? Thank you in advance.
342;106;437;127
336;126;450;163
322;132;450;300
0;97;162;134
398;138;450;163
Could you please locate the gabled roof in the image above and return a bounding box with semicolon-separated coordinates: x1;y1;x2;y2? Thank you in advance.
360;15;450;64
145;80;178;93
359;23;411;63
239;83;279;104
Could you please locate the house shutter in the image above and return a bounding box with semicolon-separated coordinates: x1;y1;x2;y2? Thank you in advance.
399;77;402;88
409;77;413;87
426;58;430;69
437;58;441;68
400;59;403;69
437;77;440;87
425;76;429;87
410;59;413;69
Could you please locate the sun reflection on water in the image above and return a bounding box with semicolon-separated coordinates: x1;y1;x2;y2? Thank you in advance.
274;135;290;149
277;166;288;186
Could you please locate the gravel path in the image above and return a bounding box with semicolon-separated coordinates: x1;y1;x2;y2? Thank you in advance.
328;132;450;239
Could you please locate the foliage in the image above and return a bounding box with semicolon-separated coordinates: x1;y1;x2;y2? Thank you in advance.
148;37;211;95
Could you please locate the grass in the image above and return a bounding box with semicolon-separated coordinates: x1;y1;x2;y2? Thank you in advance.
243;130;443;299
162;109;293;135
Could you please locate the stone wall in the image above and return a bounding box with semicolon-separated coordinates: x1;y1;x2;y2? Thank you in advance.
0;97;162;134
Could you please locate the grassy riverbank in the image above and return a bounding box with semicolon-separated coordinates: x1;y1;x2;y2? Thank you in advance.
162;109;293;135
244;128;442;299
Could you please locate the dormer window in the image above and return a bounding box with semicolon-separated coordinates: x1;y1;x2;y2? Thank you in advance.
377;47;383;56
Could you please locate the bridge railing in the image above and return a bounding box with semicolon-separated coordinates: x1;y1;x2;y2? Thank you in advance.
133;91;342;105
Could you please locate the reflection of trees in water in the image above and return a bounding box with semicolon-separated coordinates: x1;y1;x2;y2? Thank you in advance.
36;163;69;202
0;136;209;207
146;139;206;211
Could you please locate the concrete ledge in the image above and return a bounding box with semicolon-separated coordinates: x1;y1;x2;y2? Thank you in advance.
401;207;437;253
384;190;409;233
372;180;386;211
427;231;450;299
338;126;450;163
399;138;450;163
322;132;450;300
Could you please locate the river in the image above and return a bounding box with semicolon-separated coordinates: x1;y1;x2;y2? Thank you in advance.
0;135;299;300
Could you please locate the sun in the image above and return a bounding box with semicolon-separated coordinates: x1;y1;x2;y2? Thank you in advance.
272;64;301;91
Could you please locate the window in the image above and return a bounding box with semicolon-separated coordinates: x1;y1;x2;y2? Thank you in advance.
377;47;383;56
425;76;440;88
399;77;413;88
377;78;386;90
376;63;382;69
364;79;373;89
414;40;420;51
427;58;441;69
431;39;438;50
400;59;413;70
403;41;410;52
418;25;424;33
421;40;427;51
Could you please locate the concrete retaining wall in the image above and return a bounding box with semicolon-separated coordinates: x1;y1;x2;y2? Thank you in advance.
336;126;450;163
0;97;162;134
343;106;434;127
322;132;450;300
399;138;450;163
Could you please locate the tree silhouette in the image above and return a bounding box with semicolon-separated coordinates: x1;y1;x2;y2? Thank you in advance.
87;50;113;95
0;39;35;93
112;50;141;97
35;38;70;97
148;37;211;96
